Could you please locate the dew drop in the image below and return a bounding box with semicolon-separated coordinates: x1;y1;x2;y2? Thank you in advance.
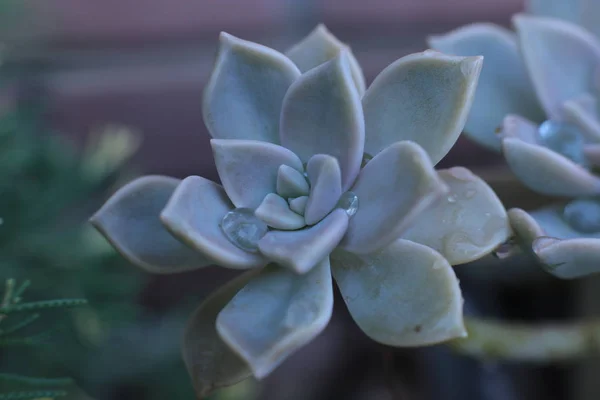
464;189;477;199
447;194;457;203
302;162;309;178
563;198;600;233
337;191;359;216
442;231;479;258
220;208;269;253
537;120;587;166
492;239;518;259
448;167;473;181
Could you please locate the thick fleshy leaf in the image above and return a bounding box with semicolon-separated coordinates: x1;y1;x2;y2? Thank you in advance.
533;237;600;278
280;54;364;191
288;196;308;215
563;198;600;233
255;193;306;230
502;138;600;196
161;176;268;269
584;143;600;166
529;205;600;239
362;51;482;164
90;176;211;274
565;93;598;117
203;32;300;143
211;139;304;209
182;271;257;397
402;167;511;265
216;259;333;379
527;0;600;39
276;165;309;198
498;114;539;144
508;208;544;250
428;24;544;151
340;141;448;255
562;94;600;142
258;209;348;274
331;239;465;346
514;14;600;119
305;154;342;225
526;0;581;23
285;24;366;95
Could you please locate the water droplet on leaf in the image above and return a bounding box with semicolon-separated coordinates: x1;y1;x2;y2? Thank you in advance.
492;239;518;259
284;301;317;328
220;208;269;252
337;191;359;216
447;167;473;181
442;231;479;257
537;120;587;166
447;194;457;203
563;198;600;233
464;189;477;199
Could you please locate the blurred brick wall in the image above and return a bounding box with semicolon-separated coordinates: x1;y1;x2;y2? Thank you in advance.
9;0;523;177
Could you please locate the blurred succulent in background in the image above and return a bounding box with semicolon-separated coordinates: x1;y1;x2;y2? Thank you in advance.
91;25;511;396
429;7;600;279
527;0;600;38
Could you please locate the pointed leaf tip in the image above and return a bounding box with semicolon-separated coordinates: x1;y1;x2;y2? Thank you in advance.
280;55;364;191
513;14;600;119
363;51;482;164
285;24;366;95
203;33;300;143
428;23;544;151
91;175;212;274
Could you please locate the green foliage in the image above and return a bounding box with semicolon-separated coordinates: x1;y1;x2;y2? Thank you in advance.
0;98;149;398
0;279;86;399
0;92;200;399
0;12;252;398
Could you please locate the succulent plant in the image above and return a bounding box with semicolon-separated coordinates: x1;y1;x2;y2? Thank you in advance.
91;25;511;395
528;0;600;38
430;7;600;279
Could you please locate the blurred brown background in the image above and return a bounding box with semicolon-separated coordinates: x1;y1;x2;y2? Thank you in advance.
6;0;524;177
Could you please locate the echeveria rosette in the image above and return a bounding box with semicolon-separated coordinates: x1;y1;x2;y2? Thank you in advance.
430;14;600;279
90;26;510;396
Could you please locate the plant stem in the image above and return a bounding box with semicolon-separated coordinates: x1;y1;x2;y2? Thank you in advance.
448;317;600;362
